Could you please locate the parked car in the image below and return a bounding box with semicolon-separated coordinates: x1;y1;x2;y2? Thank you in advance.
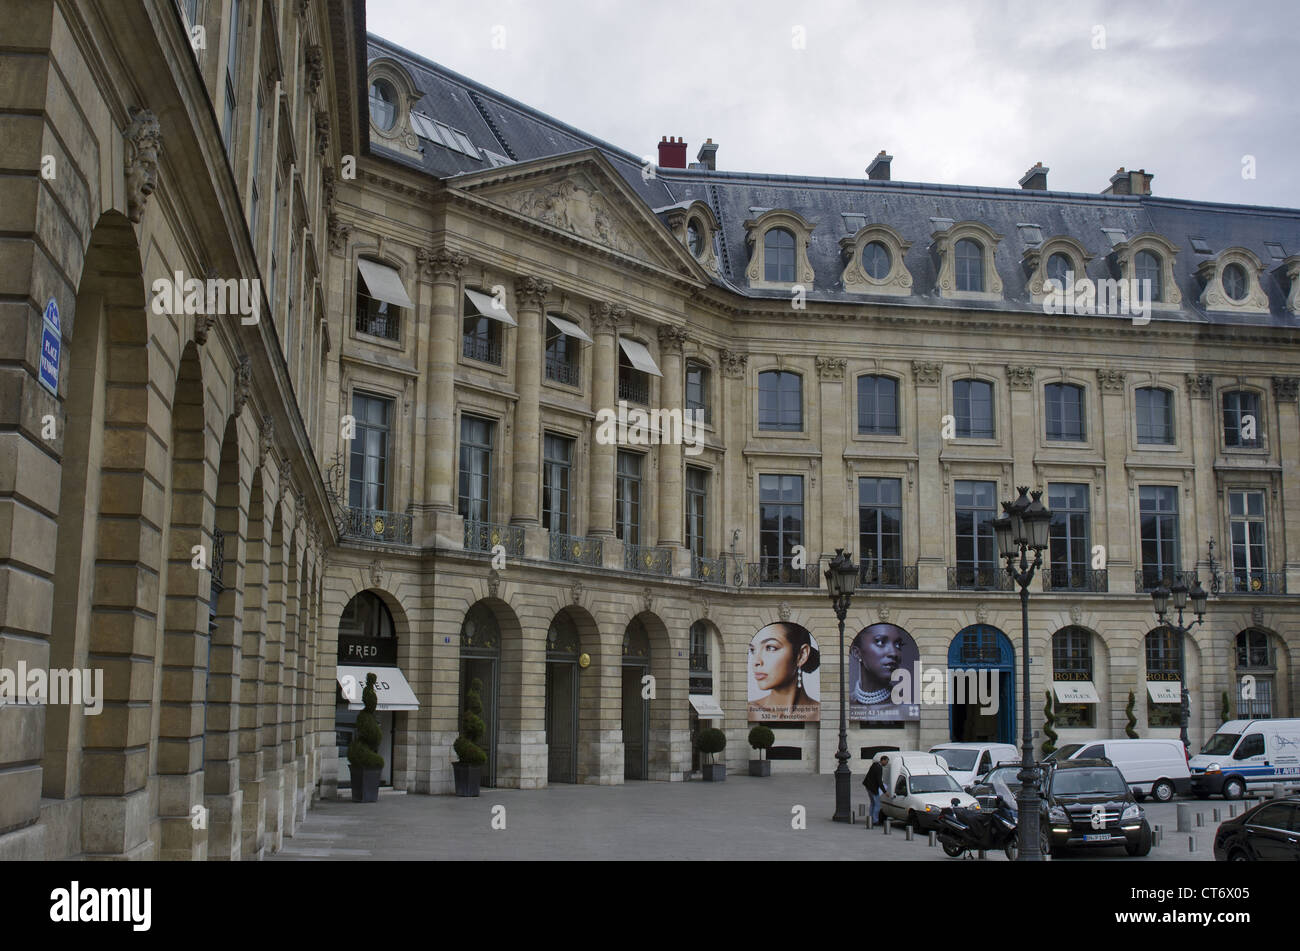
1039;759;1152;856
968;763;1026;811
1048;738;1190;802
928;742;1021;789
1213;795;1300;861
1190;719;1300;800
874;752;979;829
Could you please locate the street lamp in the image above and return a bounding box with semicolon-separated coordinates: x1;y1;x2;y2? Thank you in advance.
992;486;1051;860
1151;577;1207;750
825;548;859;823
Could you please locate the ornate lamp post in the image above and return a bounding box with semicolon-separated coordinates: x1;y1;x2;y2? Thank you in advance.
991;486;1052;860
825;548;859;823
1151;577;1208;750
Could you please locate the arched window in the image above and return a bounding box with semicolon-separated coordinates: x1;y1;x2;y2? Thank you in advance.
687;220;703;258
689;621;713;695
758;370;802;431
1046;252;1073;290
857;375;899;435
1235;629;1275;719
1144;627;1182;728
1222;262;1249;301
369;79;397;131
764;228;796;283
1051;627;1095;728
861;241;892;280
1135;250;1163;303
955;239;984;292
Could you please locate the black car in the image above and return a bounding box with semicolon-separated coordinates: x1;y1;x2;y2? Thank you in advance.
968;764;1025;810
1039;759;1152;856
1213;796;1300;861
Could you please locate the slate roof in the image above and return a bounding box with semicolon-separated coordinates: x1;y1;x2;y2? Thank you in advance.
367;35;1300;327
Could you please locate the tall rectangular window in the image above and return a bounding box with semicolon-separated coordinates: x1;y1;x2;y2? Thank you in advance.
348;394;391;511
685;466;708;558
685;362;710;423
954;480;997;583
857;375;899;435
1229;490;1267;591
457;415;495;524
222;0;240;151
1136;387;1174;444
462;314;502;365
1145;628;1182;727
1139;485;1180;587
269;175;280;308
615;451;642;545
1045;383;1086;441
249;87;263;233
953;379;994;438
758;371;802;431
1048;483;1091;588
286;240;297;372
542;434;573;535
858;477;902;584
1223;391;1260;448
759;474;803;581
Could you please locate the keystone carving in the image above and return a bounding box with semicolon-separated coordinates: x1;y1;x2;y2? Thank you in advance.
513;276;552;308
1006;365;1035;389
327;215;350;256
778;601;792;622
975;602;989;624
487;568;501;599
815;356;847;381
305;45;324;96
641;587;653;614
233;355;252;417
1097;368;1126;391
876;604;890;623
259;415;274;467
911;361;942;386
369;559;382;589
719;349;748;379
124;106;162;224
1272;376;1300;402
1186;373;1213;398
571;581;584;605
193;313;215;347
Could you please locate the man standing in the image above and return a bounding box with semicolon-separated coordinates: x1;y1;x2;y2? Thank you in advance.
863;755;888;825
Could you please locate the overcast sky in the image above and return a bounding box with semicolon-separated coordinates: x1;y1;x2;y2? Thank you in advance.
366;0;1299;208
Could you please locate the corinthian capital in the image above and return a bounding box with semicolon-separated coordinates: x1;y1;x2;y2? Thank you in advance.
657;324;687;352
720;350;748;379
588;302;625;333
513;276;552;308
417;248;467;282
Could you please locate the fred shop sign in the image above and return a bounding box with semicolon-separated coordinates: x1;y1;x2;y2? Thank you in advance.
39;298;61;395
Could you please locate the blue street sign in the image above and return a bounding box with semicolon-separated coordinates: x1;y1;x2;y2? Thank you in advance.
39;298;60;395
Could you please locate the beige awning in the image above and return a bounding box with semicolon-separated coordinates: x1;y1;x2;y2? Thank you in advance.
464;287;517;326
1053;680;1100;704
356;259;413;309
1146;681;1181;704
689;694;725;719
546;313;593;343
618;336;662;376
337;665;419;712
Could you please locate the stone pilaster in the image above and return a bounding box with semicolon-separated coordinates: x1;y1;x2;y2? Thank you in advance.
1097;369;1134;591
912;361;945;588
511;277;551;526
1186;374;1216;578
420;250;467;519
720;350;748;554
815;357;847;557
656;325;687;546
1273;377;1300;591
588;303;624;537
1006;365;1036;489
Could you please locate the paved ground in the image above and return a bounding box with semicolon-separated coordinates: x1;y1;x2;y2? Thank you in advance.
269;775;1241;861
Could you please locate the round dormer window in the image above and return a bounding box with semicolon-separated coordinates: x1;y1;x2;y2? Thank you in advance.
862;241;892;280
1222;262;1248;301
369;79;398;132
687;220;703;258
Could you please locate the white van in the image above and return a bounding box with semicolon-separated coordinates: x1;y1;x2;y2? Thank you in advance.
1054;739;1190;802
1189;718;1300;799
874;752;979;828
928;742;1021;789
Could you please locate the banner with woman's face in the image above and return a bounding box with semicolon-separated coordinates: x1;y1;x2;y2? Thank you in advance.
850;623;920;722
747;622;820;722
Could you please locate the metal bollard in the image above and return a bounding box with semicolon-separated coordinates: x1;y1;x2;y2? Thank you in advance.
864;815;873;830
1212;808;1220;822
1188;835;1196;853
1153;826;1161;847
882;819;891;835
1273;783;1285;800
1228;804;1236;818
928;831;937;847
905;826;914;841
977;849;986;860
1176;804;1192;832
1196;812;1204;828
858;803;866;818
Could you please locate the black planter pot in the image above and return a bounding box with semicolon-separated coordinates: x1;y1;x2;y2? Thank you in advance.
749;760;771;777
349;766;381;803
453;761;482;797
702;763;727;782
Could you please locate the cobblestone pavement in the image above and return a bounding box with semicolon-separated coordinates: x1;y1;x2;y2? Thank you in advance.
270;775;1235;860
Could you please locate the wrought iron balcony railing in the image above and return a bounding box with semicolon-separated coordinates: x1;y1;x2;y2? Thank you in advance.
618;375;648;404
857;562;919;590
1225;570;1286;595
947;566;1014;591
692;554;729;584
624;544;673;576
345;508;413;545
462;335;502;365
545;357;580;386
1042;566;1109;592
747;561;821;588
548;531;602;568
1134;568;1199;592
463;520;524;558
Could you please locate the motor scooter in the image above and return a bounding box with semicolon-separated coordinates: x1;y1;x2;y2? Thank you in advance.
937;776;1021;860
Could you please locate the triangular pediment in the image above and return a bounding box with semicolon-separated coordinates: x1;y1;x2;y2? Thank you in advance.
447;150;706;279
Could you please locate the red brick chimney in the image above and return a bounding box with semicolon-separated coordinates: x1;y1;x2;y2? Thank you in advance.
658;135;688;169
1103;167;1154;196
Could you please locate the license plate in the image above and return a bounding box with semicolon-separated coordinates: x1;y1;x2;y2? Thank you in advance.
1084;833;1110;842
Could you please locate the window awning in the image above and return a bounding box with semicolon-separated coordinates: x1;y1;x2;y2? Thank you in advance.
464;287;517;326
1053;680;1100;704
356;259;414;310
618;336;663;377
689;694;725;719
337;665;419;712
546;313;592;343
1146;680;1181;704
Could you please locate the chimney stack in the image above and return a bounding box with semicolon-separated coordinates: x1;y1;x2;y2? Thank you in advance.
1019;161;1049;190
1103;167;1153;196
658;135;688;170
696;138;718;170
867;150;893;181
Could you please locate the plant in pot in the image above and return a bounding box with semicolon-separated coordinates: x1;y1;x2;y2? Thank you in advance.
346;672;384;803
748;725;774;777
1125;689;1139;738
1041;690;1058;756
453;677;487;797
697;727;727;782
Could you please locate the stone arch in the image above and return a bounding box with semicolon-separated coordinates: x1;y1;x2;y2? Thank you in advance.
545;605;599;784
238;464;269;859
1140;625;1203;739
262;498;288;850
621;610;678;781
1231;626;1291;719
1048;625;1110;737
458;597;523;788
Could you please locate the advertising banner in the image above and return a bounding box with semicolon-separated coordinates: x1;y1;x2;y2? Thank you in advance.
748;622;820;722
850;623;921;722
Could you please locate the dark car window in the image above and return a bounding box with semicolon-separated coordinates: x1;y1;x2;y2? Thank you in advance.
1201;733;1241;756
1047;744;1083;762
1080;744;1105;759
1289;806;1300;834
895;776;907;796
1249;803;1292;831
1049;767;1129;798
1234;734;1265;760
977;752;992;774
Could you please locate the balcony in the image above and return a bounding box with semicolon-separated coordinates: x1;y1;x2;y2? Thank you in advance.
345;508;413;545
947;566;1014;591
462;335;502;366
1224;571;1287;595
548;532;603;568
618;374;648;405
1134;568;1199;592
692;554;734;584
355;310;400;342
857;562;919;590
747;560;821;588
624;544;672;576
1042;566;1109;593
545;357;580;386
463;520;524;558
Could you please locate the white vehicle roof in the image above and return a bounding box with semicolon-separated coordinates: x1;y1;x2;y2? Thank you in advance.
929;742;1013;750
1214;719;1300;733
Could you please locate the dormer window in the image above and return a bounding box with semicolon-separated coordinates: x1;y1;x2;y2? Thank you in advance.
840;224;913;296
862;241;891;280
1113;233;1181;310
933;221;1003;300
743;210;816;290
668;202;720;274
764;228;796;282
369;79;397;132
1046;252;1071;289
687;220;703;258
955;239;984;292
1135;250;1163;303
1197;248;1268;313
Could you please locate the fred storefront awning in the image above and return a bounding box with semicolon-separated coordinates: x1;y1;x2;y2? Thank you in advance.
337;665;419;712
356;259;414;310
1146;681;1182;704
464;286;518;326
1052;681;1100;704
617;336;663;376
689;695;725;719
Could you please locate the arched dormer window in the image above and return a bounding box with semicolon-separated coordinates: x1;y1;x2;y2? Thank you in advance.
664;201;720;275
764;228;796;283
955;239;983;292
743;210;816;291
1197;247;1269;313
933;221;1003;301
840;223;913;296
1025;236;1093;303
1113;233;1181;310
366;59;420;152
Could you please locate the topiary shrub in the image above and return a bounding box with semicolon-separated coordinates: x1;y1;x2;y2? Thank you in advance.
1220;690;1231;724
347;672;385;770
697;727;726;766
454;677;488;766
1041;690;1058;756
1125;690;1139;738
748;725;775;760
